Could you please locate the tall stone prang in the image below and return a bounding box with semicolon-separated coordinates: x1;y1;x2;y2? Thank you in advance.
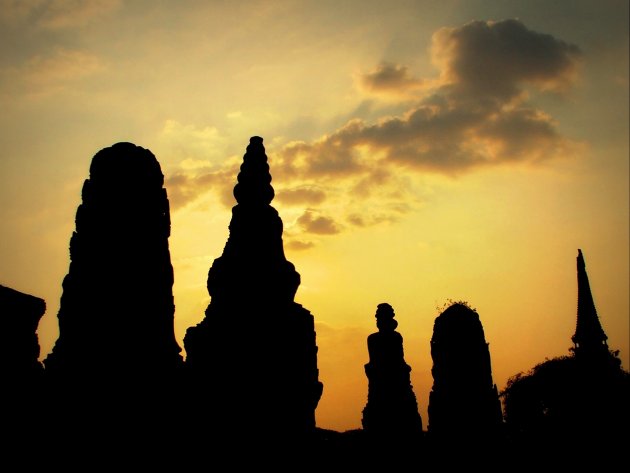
361;303;423;440
427;302;503;445
44;142;183;379
184;136;323;438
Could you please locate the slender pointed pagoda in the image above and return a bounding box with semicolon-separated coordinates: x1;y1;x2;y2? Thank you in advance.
184;136;323;439
572;249;610;359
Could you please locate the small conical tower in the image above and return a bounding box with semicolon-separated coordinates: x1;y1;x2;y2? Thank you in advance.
184;136;323;440
572;249;610;359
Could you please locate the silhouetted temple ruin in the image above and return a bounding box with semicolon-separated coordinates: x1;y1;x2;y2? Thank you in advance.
44;142;183;376
184;136;323;439
0;284;46;445
427;302;503;446
0;284;45;378
41;143;183;445
501;250;629;459
572;249;612;361
4;129;628;459
361;303;423;441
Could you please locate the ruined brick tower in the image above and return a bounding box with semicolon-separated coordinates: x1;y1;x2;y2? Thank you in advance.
42;143;184;447
44;142;183;378
427;302;503;445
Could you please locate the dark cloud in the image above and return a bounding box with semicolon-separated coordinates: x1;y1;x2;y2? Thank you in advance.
275;186;327;206
165;165;237;209
285;239;316;251
274;19;580;179
297;209;341;235
476;107;566;163
163;174;194;209
166;19;581;247
432;19;582;102
346;214;366;227
359;62;424;95
347;212;400;228
275;102;564;177
350;167;395;198
279;125;365;178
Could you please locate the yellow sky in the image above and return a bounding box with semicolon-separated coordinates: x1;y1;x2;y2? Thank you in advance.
1;0;628;432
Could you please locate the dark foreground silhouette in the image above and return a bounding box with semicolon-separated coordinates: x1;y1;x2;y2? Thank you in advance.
427;301;504;448
1;139;627;467
500;250;630;461
183;136;323;439
361;302;424;444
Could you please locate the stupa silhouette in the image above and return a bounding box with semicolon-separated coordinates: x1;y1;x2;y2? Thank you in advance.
184;136;323;441
42;142;183;447
427;302;503;446
361;303;423;440
44;142;183;376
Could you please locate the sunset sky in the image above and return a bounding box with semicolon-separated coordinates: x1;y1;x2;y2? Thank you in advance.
1;0;628;432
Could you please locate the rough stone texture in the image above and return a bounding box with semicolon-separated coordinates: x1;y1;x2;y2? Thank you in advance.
427;302;503;445
361;303;423;441
184;136;323;439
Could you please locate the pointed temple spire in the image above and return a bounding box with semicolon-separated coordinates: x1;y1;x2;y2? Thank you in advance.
184;136;323;441
572;249;609;358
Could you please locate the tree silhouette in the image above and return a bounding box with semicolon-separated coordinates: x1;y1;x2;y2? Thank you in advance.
500;250;629;465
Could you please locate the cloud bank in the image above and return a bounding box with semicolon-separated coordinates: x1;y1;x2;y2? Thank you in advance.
165;19;582;248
